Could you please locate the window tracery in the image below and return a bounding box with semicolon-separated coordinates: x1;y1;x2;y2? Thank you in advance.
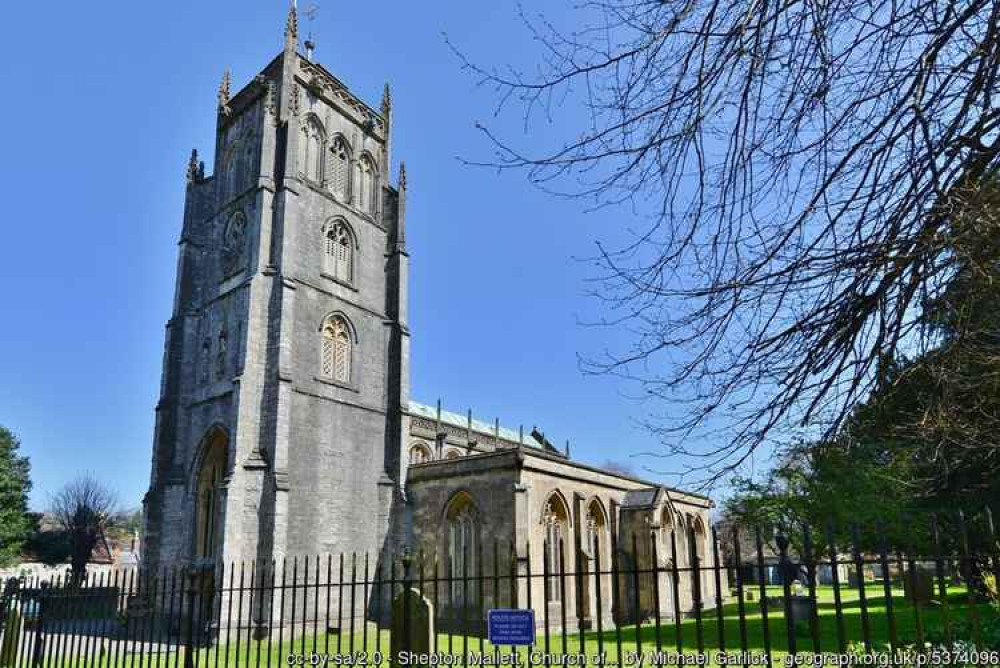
321;315;352;384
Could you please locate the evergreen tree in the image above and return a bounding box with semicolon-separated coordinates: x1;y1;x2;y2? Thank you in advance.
0;426;32;567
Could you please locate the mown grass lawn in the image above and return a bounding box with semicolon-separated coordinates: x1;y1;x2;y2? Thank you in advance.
33;585;998;668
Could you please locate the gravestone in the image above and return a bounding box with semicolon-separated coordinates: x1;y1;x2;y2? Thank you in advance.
904;570;934;604
390;588;434;664
788;596;816;629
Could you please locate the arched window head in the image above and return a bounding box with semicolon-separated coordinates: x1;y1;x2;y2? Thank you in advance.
357;154;378;215
301;117;325;183
321;315;353;384
444;449;461;460
195;430;228;560
542;494;570;602
409;443;431;466
445;492;478;606
329;136;351;200
324;221;354;283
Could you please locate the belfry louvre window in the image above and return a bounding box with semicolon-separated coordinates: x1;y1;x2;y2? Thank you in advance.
330;137;350;200
324;222;353;282
321;315;352;384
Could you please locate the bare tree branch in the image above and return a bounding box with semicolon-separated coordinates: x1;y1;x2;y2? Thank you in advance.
456;0;1000;486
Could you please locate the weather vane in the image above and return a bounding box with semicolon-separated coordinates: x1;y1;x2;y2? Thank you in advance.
302;2;319;58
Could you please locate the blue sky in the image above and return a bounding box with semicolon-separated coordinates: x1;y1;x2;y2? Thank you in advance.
0;1;736;510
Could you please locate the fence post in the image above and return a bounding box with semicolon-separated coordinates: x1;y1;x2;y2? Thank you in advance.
987;508;1000;610
711;527;725;653
403;549;412;660
689;524;704;656
732;526;748;655
802;526;821;654
31;585;47;668
957;511;982;648
931;515;953;647
184;569;196;668
776;533;796;656
753;527;772;668
825;523;847;654
850;525;873;654
630;533;642;658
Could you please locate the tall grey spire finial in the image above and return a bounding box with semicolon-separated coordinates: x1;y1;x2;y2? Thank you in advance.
217;69;232;116
285;3;298;49
186;149;200;184
398;162;407;190
381;83;392;119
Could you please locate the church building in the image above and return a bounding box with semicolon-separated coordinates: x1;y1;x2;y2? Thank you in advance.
142;7;722;628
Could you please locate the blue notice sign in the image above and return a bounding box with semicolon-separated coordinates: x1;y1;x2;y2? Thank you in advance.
487;609;535;645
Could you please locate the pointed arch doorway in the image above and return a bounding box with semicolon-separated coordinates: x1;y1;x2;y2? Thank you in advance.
194;428;229;563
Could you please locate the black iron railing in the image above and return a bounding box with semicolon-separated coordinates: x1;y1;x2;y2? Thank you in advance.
1;519;998;667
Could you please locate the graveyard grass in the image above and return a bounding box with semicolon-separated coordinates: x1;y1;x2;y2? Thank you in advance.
53;585;996;668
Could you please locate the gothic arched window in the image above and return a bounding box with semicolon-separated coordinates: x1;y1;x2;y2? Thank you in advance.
409;443;431;465
357;154;378;215
444;449;462;460
301;117;325;183
445;492;478;606
321;315;353;384
542;494;570;602
329;136;351;200
323;221;354;283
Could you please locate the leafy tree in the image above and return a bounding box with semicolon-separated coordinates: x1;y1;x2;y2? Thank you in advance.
724;180;1000;551
851;181;1000;515
50;474;118;585
106;508;142;542
724;438;922;552
23;523;71;566
0;426;32;567
459;0;1000;482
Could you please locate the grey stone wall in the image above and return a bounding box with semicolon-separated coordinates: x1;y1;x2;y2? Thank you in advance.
405;448;724;632
143;34;408;589
407;452;520;624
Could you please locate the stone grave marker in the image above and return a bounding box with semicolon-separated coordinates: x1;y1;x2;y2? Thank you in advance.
390;588;434;664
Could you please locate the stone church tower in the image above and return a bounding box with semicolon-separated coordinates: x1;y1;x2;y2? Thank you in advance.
142;8;409;576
